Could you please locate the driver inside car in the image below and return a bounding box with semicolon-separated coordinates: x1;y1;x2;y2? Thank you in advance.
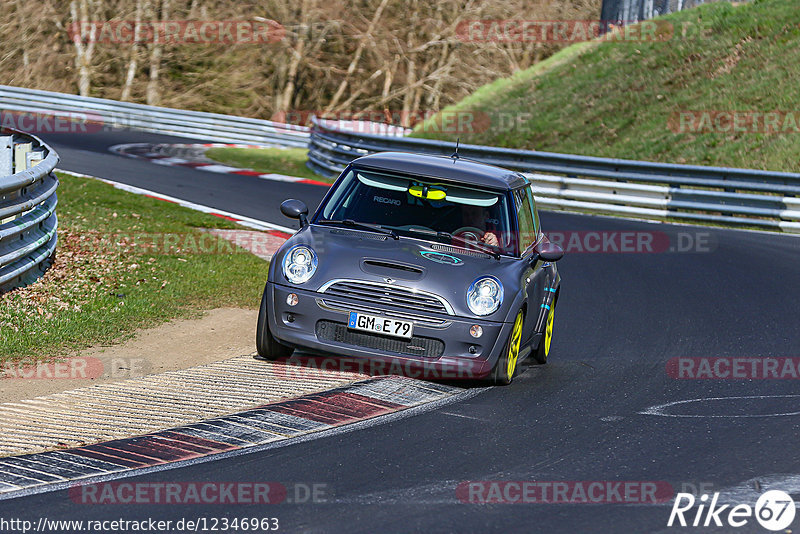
458;204;500;247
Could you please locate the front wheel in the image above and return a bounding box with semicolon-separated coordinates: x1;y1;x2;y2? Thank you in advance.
488;309;524;385
532;299;556;365
256;286;293;360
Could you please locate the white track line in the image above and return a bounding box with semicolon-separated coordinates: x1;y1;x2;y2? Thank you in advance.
57;169;296;235
109;143;331;186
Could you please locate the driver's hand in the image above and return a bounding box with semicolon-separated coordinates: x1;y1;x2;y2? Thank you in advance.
482;232;499;247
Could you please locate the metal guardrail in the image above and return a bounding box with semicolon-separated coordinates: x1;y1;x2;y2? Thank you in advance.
308;118;800;233
0;85;310;148
600;0;724;26
0;129;59;293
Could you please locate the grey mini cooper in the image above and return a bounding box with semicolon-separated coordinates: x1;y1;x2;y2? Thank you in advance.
256;152;563;384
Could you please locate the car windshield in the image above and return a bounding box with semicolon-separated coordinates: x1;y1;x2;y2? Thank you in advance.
316;167;516;255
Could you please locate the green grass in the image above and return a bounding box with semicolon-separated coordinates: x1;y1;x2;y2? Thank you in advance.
411;0;800;173
0;173;268;361
205;146;334;182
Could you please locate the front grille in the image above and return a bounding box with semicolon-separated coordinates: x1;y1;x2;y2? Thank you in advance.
316;320;444;358
319;280;452;315
317;299;450;327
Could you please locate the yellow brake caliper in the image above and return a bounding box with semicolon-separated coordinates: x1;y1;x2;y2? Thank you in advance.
507;312;523;378
544;306;555;356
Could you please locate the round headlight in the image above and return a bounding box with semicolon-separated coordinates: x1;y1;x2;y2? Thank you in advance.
282;245;318;284
467;276;503;316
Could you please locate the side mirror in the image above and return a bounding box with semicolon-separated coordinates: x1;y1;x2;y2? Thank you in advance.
532;241;564;263
280;199;309;227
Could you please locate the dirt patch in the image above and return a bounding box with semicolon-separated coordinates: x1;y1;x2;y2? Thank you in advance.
711;39;749;78
0;308;257;403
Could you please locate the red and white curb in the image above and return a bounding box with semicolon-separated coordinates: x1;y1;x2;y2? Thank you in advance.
0;377;465;497
109;143;331;187
57;169;295;239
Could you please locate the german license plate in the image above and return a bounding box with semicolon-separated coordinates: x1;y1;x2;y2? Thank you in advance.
348;312;413;339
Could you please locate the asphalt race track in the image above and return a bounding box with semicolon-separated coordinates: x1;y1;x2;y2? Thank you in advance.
3;127;800;533
42;128;327;231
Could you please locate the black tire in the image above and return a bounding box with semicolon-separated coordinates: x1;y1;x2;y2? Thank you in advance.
532;297;556;365
256;286;293;360
488;309;524;385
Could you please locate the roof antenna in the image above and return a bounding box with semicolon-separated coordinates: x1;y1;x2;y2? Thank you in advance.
450;138;460;160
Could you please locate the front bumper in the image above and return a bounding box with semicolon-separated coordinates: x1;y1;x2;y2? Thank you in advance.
267;281;513;380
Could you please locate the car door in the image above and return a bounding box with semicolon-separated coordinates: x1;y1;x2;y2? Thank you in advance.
512;186;548;346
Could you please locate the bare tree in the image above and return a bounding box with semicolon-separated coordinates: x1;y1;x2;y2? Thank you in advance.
146;0;171;106
325;0;390;113
120;0;144;101
0;0;603;120
70;0;98;96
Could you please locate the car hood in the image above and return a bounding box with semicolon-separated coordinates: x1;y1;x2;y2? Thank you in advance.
269;224;522;320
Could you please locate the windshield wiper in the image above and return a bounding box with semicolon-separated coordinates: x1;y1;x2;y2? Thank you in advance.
317;219;398;239
403;227;453;243
451;235;501;260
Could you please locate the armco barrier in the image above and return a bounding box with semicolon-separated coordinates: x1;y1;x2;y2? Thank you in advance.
0;85;309;148
0;129;59;292
308;118;800;233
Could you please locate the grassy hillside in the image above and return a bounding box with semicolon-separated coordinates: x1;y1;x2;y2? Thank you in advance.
412;0;800;172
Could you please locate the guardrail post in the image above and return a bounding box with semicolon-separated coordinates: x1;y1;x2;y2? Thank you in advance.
0;135;12;176
26;149;44;169
0;136;14;224
14;141;32;172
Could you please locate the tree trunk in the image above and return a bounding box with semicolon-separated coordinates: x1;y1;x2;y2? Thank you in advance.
70;0;96;97
278;37;305;115
381;55;399;100
401;58;416;127
146;0;171;106
121;0;143;101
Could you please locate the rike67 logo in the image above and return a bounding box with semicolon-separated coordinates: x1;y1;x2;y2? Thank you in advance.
668;490;796;531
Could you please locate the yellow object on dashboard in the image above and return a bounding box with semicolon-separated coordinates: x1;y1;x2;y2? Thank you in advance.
408;184;446;200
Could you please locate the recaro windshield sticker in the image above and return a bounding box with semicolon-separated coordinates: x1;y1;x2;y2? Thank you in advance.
373;195;401;205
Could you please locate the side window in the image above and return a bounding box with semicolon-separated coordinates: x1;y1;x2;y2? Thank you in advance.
514;188;536;254
526;186;540;237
